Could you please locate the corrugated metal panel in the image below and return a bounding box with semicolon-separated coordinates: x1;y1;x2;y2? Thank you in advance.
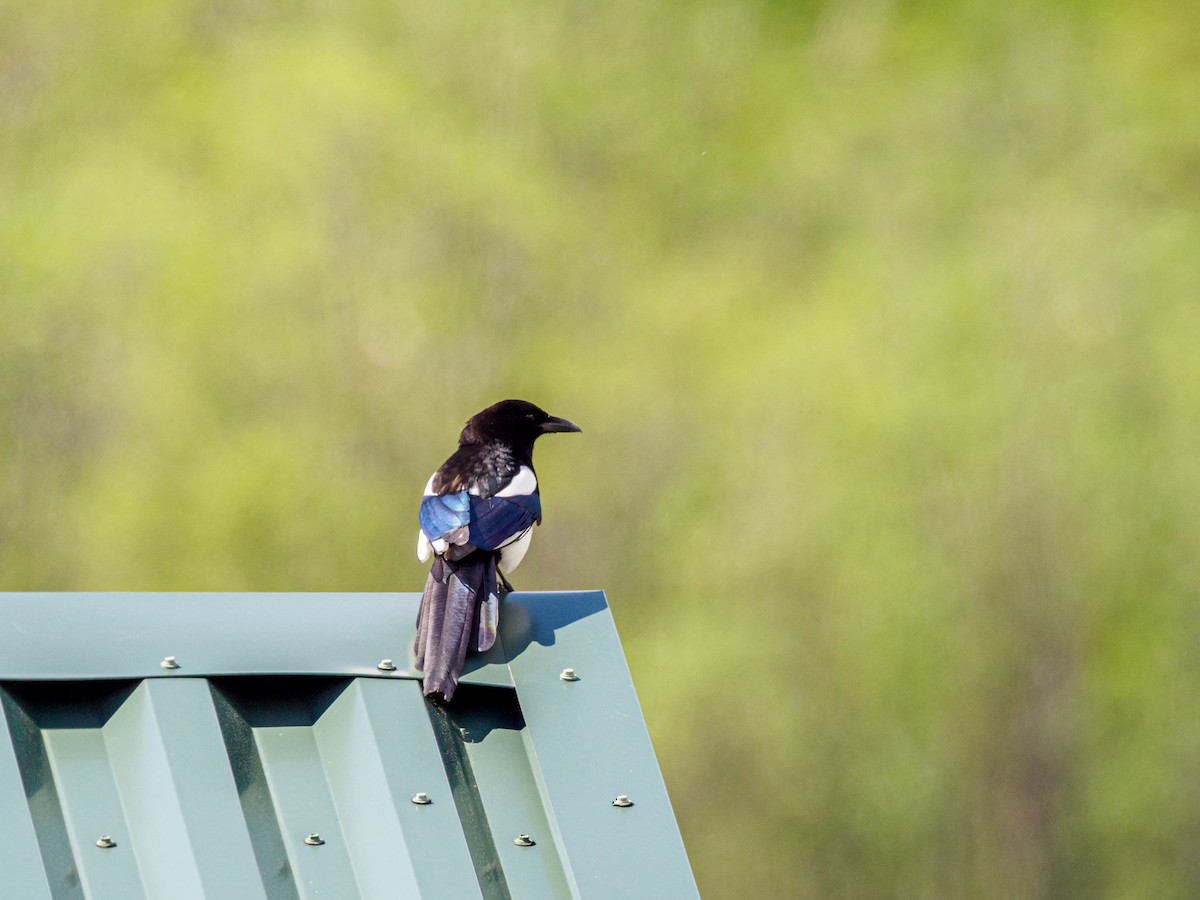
0;591;698;899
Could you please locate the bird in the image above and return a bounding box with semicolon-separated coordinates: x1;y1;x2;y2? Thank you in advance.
414;399;581;701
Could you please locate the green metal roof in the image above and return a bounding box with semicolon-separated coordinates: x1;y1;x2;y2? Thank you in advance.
0;591;698;899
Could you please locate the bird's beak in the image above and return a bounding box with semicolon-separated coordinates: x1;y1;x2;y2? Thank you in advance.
541;416;582;434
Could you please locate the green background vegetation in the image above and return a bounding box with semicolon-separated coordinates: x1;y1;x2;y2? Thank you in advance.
3;1;1199;896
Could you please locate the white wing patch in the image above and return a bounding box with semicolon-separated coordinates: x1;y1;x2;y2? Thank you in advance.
417;530;432;562
426;468;532;498
496;466;537;498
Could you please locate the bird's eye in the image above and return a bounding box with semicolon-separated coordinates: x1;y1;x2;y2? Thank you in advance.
526;413;535;420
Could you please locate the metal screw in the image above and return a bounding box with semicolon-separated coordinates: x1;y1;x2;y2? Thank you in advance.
304;833;325;846
160;656;180;670
513;834;536;847
559;668;580;682
95;836;117;849
377;659;397;672
612;795;634;808
411;792;432;805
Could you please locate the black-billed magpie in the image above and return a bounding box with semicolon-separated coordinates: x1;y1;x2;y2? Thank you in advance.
414;399;581;700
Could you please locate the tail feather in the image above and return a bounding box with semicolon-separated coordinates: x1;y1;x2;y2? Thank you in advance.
473;561;499;653
414;552;499;701
414;556;444;672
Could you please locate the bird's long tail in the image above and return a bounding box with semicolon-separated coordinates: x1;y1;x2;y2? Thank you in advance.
414;553;500;701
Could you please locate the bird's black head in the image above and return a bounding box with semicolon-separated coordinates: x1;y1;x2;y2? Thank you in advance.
459;399;581;457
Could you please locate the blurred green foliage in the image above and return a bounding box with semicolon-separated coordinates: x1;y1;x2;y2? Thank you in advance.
3;0;1200;896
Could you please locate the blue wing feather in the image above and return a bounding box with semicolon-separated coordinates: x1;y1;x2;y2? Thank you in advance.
419;491;471;541
469;493;542;551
